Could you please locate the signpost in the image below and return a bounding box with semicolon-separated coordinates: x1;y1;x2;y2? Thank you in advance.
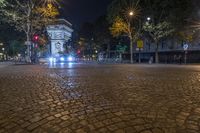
183;43;189;64
137;40;144;63
116;45;127;62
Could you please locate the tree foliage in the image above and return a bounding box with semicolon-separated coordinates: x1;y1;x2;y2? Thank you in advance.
1;0;59;38
143;21;174;63
108;0;193;31
0;22;25;43
110;16;129;37
143;21;174;43
107;0;140;24
177;30;195;44
93;16;111;51
108;0;142;63
139;0;193;30
77;16;112;55
79;22;94;41
7;40;26;56
36;3;59;19
0;0;60;60
0;0;6;6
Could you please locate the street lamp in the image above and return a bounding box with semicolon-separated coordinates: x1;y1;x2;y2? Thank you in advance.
129;11;134;16
147;17;151;21
128;11;134;64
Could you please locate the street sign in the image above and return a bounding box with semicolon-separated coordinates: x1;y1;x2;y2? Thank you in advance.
116;45;127;53
183;44;189;51
136;48;143;51
137;40;144;48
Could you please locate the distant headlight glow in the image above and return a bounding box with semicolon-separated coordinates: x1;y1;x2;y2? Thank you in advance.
68;56;73;61
53;58;56;62
49;57;53;62
49;57;56;63
60;57;65;61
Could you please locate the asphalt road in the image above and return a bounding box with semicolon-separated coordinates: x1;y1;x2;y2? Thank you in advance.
0;63;200;133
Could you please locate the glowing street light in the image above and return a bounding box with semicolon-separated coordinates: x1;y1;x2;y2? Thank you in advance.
147;17;151;21
129;11;134;16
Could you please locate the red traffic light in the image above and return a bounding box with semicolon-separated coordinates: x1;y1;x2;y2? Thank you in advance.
33;35;39;42
77;50;81;54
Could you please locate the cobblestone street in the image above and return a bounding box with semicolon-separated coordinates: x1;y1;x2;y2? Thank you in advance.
1;64;200;133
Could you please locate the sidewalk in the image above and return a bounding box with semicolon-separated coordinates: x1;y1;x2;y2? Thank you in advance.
0;61;14;68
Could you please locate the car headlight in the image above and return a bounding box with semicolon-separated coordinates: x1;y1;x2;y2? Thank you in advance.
67;56;73;61
53;58;56;62
60;57;65;61
49;57;56;62
49;57;53;62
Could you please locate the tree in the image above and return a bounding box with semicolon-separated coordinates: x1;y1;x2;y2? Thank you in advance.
107;0;140;24
77;16;113;60
1;0;59;62
143;21;174;63
108;0;141;63
93;16;111;54
110;16;141;63
0;22;25;43
35;3;59;23
0;0;6;6
7;40;26;57
139;0;193;33
176;25;199;47
139;0;193;63
78;22;95;59
108;0;196;63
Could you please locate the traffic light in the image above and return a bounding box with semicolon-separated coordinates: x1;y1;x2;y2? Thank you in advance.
77;50;81;54
33;35;39;42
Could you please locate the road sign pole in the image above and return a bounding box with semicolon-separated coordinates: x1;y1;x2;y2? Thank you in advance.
137;40;144;64
183;43;188;64
139;48;141;64
184;51;187;64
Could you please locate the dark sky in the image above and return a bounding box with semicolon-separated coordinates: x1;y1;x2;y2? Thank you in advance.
60;0;112;28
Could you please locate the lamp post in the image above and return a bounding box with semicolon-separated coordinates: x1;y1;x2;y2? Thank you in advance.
129;11;134;64
2;48;5;60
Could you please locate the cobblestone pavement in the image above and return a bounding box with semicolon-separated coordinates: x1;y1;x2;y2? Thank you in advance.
1;64;200;133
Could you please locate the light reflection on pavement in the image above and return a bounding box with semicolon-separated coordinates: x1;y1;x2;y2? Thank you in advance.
0;64;200;132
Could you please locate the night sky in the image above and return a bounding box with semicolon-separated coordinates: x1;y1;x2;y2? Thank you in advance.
61;0;112;28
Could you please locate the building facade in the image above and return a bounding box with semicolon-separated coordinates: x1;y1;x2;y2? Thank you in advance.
132;37;200;63
46;19;73;56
